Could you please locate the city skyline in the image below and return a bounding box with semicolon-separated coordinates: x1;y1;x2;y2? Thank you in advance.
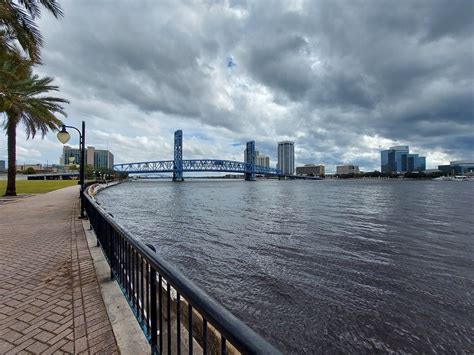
4;136;472;174
0;1;472;172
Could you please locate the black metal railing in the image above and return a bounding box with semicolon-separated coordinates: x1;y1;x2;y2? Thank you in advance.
83;187;279;355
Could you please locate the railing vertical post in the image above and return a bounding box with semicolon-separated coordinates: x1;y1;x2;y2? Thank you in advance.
188;304;193;355
126;243;131;297
140;256;144;322
109;227;114;280
177;294;181;355
146;263;150;334
203;319;208;355
150;267;158;354
159;275;163;353
96;216;100;247
167;283;171;355
135;252;139;312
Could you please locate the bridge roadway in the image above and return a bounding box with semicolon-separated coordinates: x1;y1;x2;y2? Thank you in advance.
113;159;282;176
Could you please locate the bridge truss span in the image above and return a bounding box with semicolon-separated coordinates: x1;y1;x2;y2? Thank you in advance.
113;130;283;179
183;159;246;173
114;160;174;173
114;158;281;175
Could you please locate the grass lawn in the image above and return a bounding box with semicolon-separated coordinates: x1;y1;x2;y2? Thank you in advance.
0;180;78;195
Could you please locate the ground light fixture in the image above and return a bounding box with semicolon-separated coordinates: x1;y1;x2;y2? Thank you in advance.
57;121;86;218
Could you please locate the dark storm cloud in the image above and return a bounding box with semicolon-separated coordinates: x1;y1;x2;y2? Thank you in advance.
24;0;473;170
247;35;313;99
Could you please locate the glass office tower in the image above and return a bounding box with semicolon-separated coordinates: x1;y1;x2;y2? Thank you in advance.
407;154;426;172
381;146;425;173
60;146;114;170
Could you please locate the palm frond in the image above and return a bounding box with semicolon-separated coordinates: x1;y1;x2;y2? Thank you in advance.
17;0;64;19
0;1;42;62
2;65;69;138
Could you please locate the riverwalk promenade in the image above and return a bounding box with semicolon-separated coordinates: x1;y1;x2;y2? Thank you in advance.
0;186;118;354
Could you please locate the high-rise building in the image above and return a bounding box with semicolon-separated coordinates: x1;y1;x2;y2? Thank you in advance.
407;154;426;172
278;141;295;175
381;146;425;173
244;150;270;168
256;152;270;168
60;146;114;170
381;145;408;173
0;160;5;172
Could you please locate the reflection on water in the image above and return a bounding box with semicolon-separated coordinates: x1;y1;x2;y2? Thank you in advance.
98;179;474;353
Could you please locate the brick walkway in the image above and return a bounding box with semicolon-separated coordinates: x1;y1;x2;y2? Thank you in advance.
0;186;118;354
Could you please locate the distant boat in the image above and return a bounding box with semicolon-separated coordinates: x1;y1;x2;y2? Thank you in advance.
433;175;470;181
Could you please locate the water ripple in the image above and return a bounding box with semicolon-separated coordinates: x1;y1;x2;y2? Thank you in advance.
98;179;474;353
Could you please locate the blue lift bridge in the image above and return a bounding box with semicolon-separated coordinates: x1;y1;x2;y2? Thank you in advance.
113;130;283;181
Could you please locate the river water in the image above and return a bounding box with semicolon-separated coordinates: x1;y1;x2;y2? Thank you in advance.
97;179;474;353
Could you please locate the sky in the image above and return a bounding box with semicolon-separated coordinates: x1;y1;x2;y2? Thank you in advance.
1;0;473;172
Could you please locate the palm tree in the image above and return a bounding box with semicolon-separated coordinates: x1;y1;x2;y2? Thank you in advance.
1;53;68;196
0;0;63;63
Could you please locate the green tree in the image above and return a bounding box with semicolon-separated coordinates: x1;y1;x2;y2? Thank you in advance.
1;56;68;196
86;164;94;179
23;166;36;174
0;0;63;63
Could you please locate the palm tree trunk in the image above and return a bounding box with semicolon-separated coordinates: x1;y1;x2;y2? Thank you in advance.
5;117;18;196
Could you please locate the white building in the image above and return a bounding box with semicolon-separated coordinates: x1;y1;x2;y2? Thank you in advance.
296;164;325;176
256;152;270;168
336;165;360;175
244;150;270;168
278;141;295;175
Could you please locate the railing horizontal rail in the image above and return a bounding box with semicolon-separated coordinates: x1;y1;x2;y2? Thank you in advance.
83;186;280;355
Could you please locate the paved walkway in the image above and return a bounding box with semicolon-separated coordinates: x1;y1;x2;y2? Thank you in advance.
0;186;118;354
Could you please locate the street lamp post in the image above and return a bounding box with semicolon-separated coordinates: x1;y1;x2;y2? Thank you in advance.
57;121;86;218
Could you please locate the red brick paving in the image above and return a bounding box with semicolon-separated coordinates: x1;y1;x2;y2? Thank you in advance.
0;186;118;354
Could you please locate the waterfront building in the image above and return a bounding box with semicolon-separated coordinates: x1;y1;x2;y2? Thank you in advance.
278;141;295;175
438;160;474;176
60;146;114;170
256;152;270;168
296;164;325;177
244;150;270;168
381;146;426;173
336;165;360;175
16;164;69;174
16;163;43;172
0;160;5;172
407;154;426;172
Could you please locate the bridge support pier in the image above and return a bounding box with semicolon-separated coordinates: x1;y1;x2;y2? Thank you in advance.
244;141;256;181
173;130;184;182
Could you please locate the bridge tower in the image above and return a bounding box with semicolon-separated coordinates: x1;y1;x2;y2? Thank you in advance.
244;141;256;181
173;130;184;182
